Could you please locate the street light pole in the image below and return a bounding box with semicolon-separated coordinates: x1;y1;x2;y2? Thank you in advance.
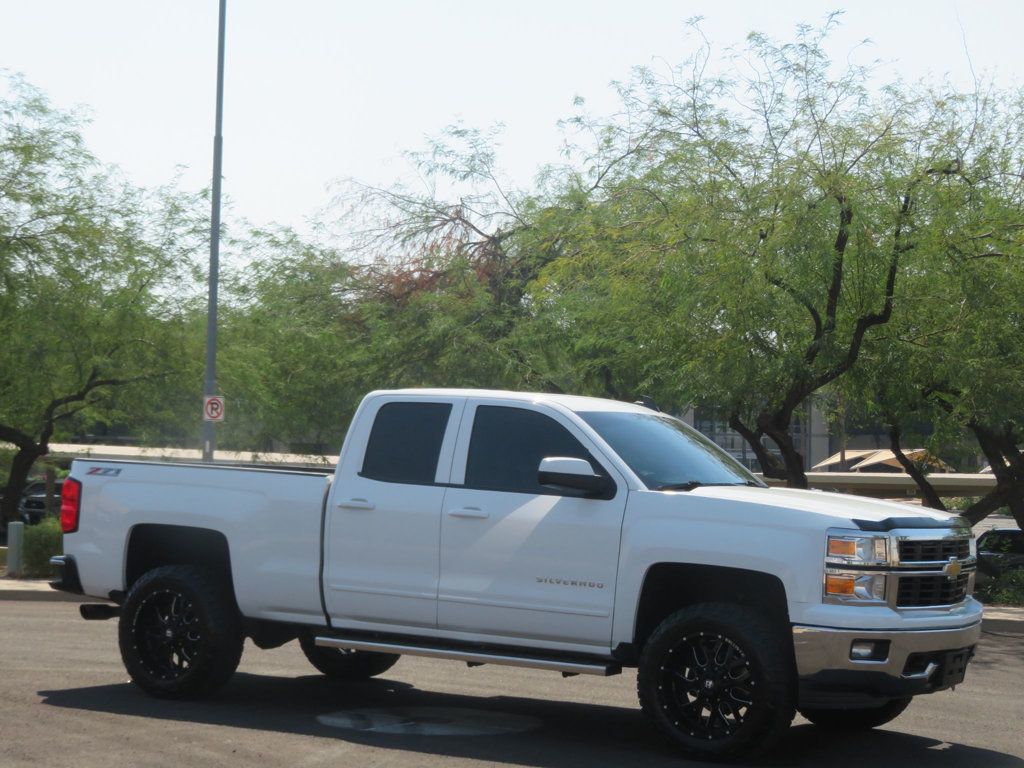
203;0;227;461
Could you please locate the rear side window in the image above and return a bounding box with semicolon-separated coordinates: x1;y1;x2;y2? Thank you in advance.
465;405;602;495
361;402;453;484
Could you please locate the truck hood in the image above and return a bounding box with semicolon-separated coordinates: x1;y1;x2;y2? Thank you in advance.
687;484;962;529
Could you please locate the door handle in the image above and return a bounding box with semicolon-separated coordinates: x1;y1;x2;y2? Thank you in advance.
447;507;489;519
337;498;375;511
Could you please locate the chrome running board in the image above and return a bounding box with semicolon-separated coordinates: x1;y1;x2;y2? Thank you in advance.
314;636;621;677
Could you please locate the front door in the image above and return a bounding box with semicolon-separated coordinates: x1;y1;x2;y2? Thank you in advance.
438;401;627;648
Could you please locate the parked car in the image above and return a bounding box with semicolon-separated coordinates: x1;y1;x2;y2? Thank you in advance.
54;388;982;761
18;481;64;525
977;528;1024;580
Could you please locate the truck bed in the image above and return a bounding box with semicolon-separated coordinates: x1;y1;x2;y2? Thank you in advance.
70;458;332;625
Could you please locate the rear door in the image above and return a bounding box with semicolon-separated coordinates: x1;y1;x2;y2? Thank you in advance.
438;399;628;647
325;396;464;629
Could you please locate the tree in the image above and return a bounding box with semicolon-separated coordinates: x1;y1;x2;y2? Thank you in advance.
851;152;1024;524
324;124;567;393
518;18;1017;488
0;78;196;523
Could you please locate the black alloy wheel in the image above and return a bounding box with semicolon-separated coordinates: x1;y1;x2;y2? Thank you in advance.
298;634;400;679
656;631;756;740
119;565;243;698
799;697;912;729
130;588;203;681
637;603;795;760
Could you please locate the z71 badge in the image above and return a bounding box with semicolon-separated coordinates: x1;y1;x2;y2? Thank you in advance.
86;467;122;476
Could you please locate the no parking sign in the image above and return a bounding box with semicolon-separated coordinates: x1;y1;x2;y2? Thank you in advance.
203;395;225;422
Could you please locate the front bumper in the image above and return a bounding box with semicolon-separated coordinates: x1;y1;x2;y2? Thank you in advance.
793;621;981;709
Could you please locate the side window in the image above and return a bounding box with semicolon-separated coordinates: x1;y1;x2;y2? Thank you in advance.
361;402;452;484
465;405;603;495
981;533;1010;554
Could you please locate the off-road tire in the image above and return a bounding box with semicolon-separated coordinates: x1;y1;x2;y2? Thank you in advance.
799;697;912;729
637;603;796;761
298;634;400;679
118;565;243;699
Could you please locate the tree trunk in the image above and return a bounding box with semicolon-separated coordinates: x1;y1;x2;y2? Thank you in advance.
1007;493;1024;531
887;425;946;510
762;425;809;489
729;414;787;481
962;492;1010;525
1;445;44;524
962;422;1024;527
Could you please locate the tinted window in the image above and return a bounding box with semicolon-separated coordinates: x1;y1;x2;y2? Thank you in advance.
465;406;600;494
361;402;452;484
579;411;762;490
980;532;1024;555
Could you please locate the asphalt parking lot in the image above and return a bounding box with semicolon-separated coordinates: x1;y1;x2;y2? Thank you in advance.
1;602;1023;768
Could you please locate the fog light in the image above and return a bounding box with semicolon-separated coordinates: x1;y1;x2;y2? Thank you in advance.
850;640;889;661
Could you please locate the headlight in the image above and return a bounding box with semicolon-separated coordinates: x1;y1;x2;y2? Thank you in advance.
824;571;887;604
826;534;888;566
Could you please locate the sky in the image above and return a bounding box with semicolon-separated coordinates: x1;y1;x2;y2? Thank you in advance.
2;1;1022;237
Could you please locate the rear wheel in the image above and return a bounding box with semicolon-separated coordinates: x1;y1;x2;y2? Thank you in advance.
118;565;243;699
799;697;911;729
298;635;400;679
637;603;796;761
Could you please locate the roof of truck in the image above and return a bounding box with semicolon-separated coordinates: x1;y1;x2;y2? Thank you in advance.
373;388;654;414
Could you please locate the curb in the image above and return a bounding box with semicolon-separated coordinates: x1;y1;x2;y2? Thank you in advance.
983;620;1024;635
0;590;87;602
0;579;88;603
981;610;1024;635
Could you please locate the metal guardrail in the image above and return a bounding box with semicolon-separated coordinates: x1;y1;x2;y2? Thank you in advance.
759;472;996;499
37;443;336;468
10;443;997;499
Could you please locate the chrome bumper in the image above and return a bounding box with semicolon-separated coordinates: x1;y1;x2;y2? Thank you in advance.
792;621;981;708
793;621;981;678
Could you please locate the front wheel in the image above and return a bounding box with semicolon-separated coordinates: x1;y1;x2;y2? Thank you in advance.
298;635;400;679
799;697;911;729
637;603;796;761
118;565;243;699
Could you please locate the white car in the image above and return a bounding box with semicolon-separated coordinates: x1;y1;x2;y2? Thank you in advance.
52;389;982;760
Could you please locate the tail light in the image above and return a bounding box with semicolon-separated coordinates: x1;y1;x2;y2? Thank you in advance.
61;478;82;533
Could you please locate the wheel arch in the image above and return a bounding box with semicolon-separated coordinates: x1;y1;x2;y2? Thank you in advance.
124;523;235;601
631;563;791;654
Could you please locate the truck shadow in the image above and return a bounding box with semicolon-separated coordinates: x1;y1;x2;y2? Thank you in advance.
39;673;1022;768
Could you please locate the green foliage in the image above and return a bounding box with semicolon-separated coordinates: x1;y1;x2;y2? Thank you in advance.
21;518;62;578
976;570;1024;607
0;24;1021;524
0;75;204;519
520;24;1019;478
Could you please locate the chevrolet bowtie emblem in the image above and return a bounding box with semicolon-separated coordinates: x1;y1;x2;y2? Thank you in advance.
943;557;962;580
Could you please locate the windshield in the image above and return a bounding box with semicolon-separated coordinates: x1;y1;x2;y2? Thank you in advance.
578;411;765;490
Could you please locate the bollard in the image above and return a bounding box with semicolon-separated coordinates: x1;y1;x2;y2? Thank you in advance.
7;521;24;577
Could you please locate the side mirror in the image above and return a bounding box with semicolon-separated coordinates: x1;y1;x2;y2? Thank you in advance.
538;457;611;498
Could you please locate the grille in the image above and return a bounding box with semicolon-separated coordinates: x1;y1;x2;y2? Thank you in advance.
898;538;970;563
897;573;970;607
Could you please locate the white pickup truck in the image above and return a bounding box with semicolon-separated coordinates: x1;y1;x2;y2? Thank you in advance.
52;388;982;760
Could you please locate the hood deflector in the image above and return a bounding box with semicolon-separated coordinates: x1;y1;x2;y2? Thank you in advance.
852;516;968;532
